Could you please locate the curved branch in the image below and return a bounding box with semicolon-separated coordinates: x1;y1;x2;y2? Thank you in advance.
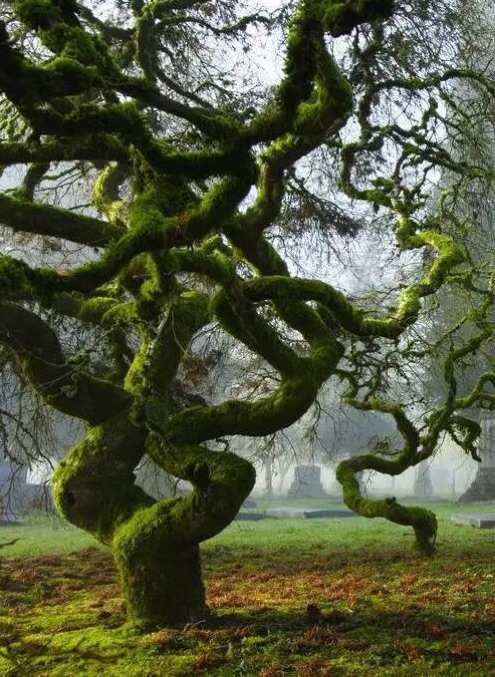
0;192;124;246
0;303;131;424
241;221;464;339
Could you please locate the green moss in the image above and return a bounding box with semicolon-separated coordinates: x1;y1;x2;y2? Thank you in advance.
165;375;321;443
336;460;437;555
79;297;118;323
0;254;32;295
127;188;167;238
113;438;255;629
52;413;150;545
113;504;208;629
323;0;395;37
103;301;139;326
15;0;61;29
92;163;126;224
123;338;151;397
124;289;209;405
16;0;119;79
109;436;256;627
45;54;99;83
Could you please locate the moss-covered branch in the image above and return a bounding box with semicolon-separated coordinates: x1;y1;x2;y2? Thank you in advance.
0;302;131;423
335;304;495;555
240;220;464;339
0;192;124;246
337;460;438;554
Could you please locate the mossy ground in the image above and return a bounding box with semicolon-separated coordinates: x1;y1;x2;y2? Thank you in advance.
1;500;495;675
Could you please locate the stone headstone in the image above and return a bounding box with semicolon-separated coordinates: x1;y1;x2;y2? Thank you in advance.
304;509;355;519
265;506;355;519
234;512;265;521
452;513;495;528
242;498;257;508
266;506;317;518
459;412;495;502
287;465;327;498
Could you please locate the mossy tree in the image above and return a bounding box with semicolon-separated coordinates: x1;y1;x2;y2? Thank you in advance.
1;0;495;628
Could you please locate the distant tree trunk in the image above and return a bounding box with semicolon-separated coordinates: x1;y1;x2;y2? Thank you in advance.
414;464;434;498
277;458;291;493
264;456;273;497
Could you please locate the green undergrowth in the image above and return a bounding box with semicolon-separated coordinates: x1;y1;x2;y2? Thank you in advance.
1;502;495;674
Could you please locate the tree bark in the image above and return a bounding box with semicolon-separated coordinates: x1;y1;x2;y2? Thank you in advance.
52;412;255;628
114;532;208;628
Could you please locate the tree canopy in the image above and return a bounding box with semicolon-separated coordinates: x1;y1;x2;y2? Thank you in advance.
1;0;495;627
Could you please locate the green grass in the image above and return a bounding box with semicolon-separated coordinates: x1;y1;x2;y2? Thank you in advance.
1;500;495;675
6;499;495;559
0;512;101;558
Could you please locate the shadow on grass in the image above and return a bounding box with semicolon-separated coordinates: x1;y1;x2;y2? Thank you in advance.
2;538;495;674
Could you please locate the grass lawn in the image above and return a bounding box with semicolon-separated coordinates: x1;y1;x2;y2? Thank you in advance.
1;499;495;675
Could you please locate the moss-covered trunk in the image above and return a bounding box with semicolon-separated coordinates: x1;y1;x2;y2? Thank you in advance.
52;413;255;628
114;531;208;628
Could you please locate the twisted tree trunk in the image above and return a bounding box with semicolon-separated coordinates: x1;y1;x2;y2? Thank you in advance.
52;411;255;627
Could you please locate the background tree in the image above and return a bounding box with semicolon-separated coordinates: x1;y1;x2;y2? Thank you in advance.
1;0;495;629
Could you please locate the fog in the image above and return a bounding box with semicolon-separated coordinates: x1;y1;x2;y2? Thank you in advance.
250;438;479;501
